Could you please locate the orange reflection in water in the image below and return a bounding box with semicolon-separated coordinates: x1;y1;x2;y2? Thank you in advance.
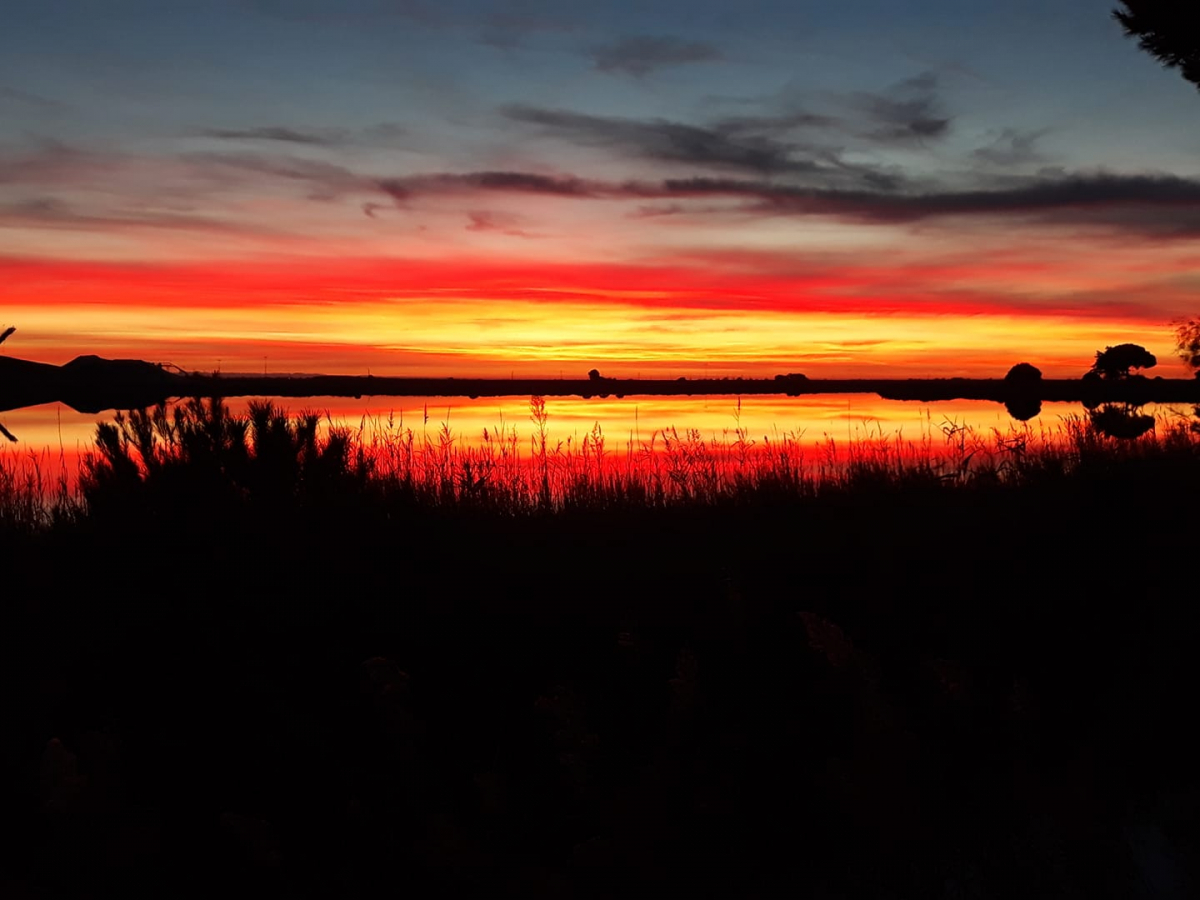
1;394;1100;491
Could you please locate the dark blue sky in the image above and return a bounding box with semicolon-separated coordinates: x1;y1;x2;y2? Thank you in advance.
3;0;1192;168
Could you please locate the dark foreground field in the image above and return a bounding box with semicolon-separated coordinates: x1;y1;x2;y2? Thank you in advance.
2;401;1198;897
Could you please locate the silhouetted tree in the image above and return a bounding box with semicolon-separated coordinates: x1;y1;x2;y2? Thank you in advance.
1113;3;1200;91
0;327;14;439
1080;370;1103;410
588;368;602;381
1004;362;1042;384
1173;317;1200;374
1173;318;1200;427
1089;343;1157;379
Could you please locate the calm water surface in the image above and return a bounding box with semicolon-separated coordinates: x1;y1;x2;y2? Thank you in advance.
1;394;1190;484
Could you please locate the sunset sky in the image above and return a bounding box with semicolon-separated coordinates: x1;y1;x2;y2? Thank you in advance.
3;0;1200;378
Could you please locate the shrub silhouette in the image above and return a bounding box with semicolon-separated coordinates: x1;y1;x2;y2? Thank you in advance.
1004;362;1042;383
1088;343;1157;379
80;397;363;522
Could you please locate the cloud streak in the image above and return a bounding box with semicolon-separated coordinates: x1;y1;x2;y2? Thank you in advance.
378;170;603;202
0;86;66;112
589;35;722;77
0;196;275;236
464;210;535;237
8;136;1199;243
201;126;350;146
503;104;890;183
973;128;1050;167
373;167;1200;236
847;73;952;144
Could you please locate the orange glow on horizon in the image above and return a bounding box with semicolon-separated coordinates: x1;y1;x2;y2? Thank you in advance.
2;248;1194;379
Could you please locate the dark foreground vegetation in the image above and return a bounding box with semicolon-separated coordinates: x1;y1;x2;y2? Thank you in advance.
3;398;1199;897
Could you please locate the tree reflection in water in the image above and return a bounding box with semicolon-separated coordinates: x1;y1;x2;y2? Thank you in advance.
1088;402;1156;440
1004;398;1042;422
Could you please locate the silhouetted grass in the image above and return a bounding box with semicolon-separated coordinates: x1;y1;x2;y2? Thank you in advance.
3;396;1200;897
0;445;78;534
0;395;1185;520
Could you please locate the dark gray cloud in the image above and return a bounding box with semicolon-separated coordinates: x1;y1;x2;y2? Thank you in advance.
370;167;1200;236
972;128;1049;167
503;104;886;182
200;122;409;149
589;35;722;77
709;110;839;136
696;71;958;154
14;136;1194;239
846;72;952;144
378;170;603;202
655;171;1200;227
201;126;350;146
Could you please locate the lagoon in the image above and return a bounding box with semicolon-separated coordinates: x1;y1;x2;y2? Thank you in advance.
3;394;1191;489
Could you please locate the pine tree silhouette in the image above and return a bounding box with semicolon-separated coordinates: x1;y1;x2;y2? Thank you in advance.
1113;2;1200;91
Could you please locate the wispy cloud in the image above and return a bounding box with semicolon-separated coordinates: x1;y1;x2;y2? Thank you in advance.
0;196;273;236
465;210;535;237
848;72;952;144
478;8;577;48
378;170;604;202
183;150;367;199
10;135;1197;243
589;35;722;77
972;128;1050;167
0;86;67;112
628;203;689;219
0;139;125;185
201;126;351;146
372;167;1200;236
502;104;889;184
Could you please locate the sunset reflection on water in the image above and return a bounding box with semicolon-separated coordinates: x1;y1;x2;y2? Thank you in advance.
2;393;1129;487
